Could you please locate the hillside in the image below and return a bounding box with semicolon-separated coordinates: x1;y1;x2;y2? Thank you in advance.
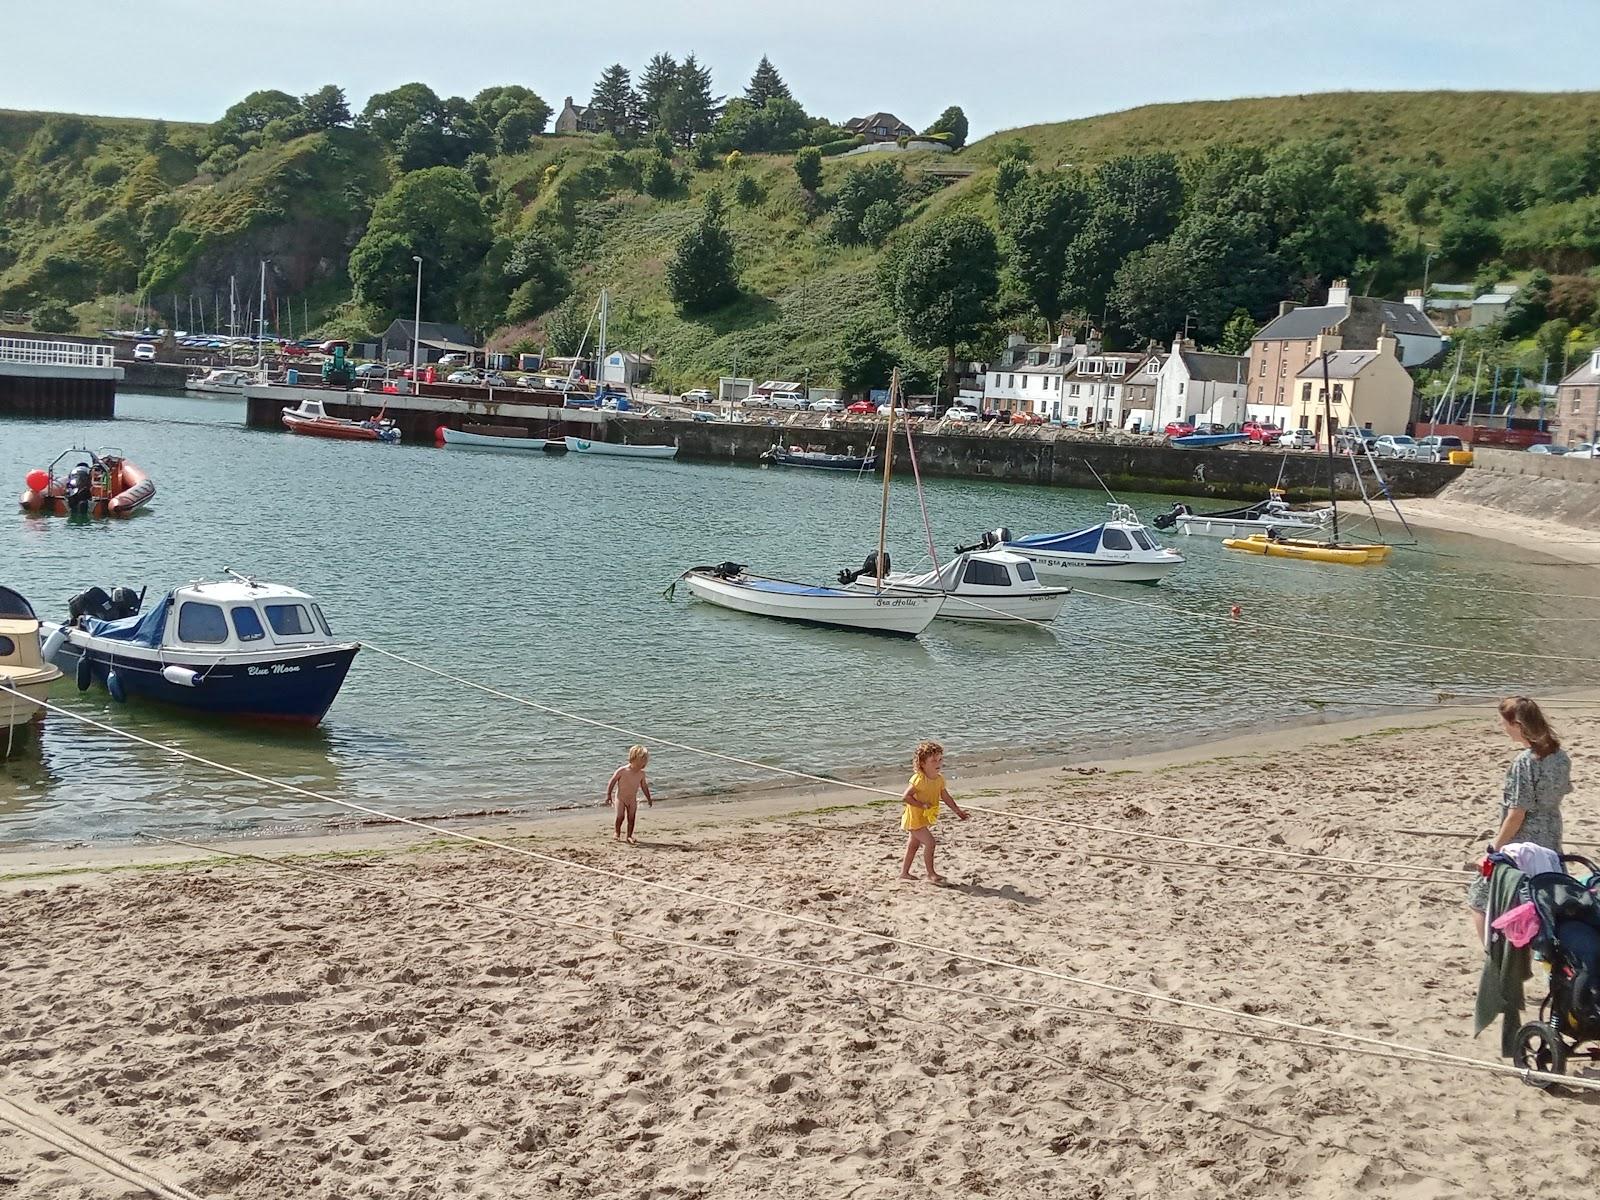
3;89;1599;391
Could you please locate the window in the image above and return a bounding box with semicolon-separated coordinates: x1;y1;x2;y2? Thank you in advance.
1301;383;1312;402
1068;406;1079;417
264;603;316;637
1016;561;1036;582
1130;530;1155;551
1008;374;1015;388
1279;362;1287;377
178;602;229;644
1333;384;1345;403
1109;359;1126;376
1069;384;1080;397
1178;382;1185;395
1100;528;1133;551
0;635;13;657
963;559;1012;587
1021;374;1030;389
1259;359;1266;378
231;606;266;642
1276;387;1284;402
313;605;334;637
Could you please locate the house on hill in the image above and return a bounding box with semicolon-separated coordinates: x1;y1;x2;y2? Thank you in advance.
554;97;602;135
1289;331;1414;442
381;319;479;364
843;112;915;143
1555;348;1600;448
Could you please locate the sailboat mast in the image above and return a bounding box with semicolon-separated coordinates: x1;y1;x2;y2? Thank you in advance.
876;368;899;588
1321;351;1340;543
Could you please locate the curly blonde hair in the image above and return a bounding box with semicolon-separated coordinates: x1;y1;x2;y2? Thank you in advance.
913;740;944;771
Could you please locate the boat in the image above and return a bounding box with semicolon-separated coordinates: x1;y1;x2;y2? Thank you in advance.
678;563;941;637
1004;505;1185;585
41;570;359;724
19;448;156;518
0;586;62;747
1153;490;1331;538
185;367;258;395
562;436;678;460
840;540;1072;625
437;424;552;452
1222;533;1392;565
761;445;878;472
282;397;400;442
1171;432;1249;449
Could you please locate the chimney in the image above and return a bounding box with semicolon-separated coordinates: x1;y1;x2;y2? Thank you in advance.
1376;325;1397;360
564;96;574;107
1278;300;1300;318
1404;289;1425;313
1327;278;1351;307
1006;332;1025;347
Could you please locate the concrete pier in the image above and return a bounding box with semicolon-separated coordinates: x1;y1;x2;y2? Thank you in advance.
0;337;121;419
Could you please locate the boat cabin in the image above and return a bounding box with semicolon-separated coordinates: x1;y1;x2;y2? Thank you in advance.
86;580;343;653
0;585;47;666
922;550;1043;592
288;398;329;421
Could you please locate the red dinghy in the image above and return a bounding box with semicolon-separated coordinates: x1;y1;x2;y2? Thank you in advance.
20;447;156;518
281;398;400;442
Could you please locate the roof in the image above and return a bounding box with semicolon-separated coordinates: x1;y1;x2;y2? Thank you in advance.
845;112;913;132
1294;351;1381;380
1178;350;1247;385
1473;293;1513;306
1255;296;1441;344
1558;354;1600;387
1255;304;1345;342
417;337;479;354
386;319;475;347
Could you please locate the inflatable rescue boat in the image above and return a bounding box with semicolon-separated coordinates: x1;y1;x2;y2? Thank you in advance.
19;448;156;518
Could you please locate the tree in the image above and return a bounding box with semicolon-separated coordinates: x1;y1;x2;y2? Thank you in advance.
503;229;567;321
142;119;169;153
922;106;968;150
30;299;76;333
1535;319;1573;375
892;213;999;397
636;53;679;132
998;171;1089;323
1059;152;1184;319
216;89;300;138
829;160;903;245
473;85;551;134
794;146;822;191
1547;274;1598;325
588;64;637;138
1438;210;1500;268
859;199;901;246
359;83;445;146
642;154;678;197
744;56;792;108
664;53;718;147
1216;308;1258;355
667;191;739;313
835;323;899;396
301;85;351;130
1502;270;1551;337
709;97;815;154
733;173;761;207
1111;211;1279;344
543;294;588;356
348;167;492;319
495;108;539;155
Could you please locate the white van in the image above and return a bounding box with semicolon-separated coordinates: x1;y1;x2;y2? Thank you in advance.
767;390;808;409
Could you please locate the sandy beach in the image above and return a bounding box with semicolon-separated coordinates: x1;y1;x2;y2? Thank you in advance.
2;699;1598;1198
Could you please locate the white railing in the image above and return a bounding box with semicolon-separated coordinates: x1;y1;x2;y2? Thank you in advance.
0;337;116;370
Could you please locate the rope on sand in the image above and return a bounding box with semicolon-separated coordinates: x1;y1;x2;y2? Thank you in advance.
20;695;1596;1091
0;1094;203;1200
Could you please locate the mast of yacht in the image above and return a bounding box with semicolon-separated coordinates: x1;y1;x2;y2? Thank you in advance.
1320;351;1341;544
876;368;899;588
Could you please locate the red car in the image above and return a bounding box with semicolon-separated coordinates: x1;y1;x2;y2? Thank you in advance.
1243;421;1282;444
277;344;310;357
1163;421;1195;437
846;400;879;415
1011;411;1046;426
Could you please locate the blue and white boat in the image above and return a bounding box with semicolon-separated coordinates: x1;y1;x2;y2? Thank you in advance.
1170;431;1248;449
42;571;358;724
1003;505;1185;585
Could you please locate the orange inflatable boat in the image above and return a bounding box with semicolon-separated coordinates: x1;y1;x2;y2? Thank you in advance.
19;447;156;518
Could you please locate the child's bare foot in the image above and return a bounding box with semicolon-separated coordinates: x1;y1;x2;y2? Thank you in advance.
627;835;638;845
899;872;916;881
926;873;946;885
613;831;621;840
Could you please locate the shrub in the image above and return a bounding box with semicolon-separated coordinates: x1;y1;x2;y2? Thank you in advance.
733;173;761;207
794;146;822;191
725;150;743;170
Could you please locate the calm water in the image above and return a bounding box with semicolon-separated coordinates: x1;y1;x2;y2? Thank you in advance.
2;392;1596;847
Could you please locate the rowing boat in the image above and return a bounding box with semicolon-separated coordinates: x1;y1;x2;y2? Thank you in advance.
681;566;941;636
563;436;678;460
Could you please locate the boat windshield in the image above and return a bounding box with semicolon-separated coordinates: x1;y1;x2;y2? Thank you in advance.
963;559;1012;587
1101;528;1133;551
1130;530;1155;551
1015;561;1036;582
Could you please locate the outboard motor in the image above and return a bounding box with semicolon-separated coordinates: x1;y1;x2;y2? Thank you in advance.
838;551;891;585
64;463;93;516
1153;503;1190;531
108;587;141;620
68;586;115;623
953;528;1014;555
710;561;746;580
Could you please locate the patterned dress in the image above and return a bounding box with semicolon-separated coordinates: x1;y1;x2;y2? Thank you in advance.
1466;748;1572;910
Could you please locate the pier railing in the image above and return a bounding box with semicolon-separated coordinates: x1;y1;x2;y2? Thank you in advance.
0;336;117;370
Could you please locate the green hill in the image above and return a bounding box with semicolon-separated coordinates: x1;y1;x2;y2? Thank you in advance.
3;89;1599;390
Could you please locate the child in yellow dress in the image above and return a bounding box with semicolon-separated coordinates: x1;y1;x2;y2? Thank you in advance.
899;740;969;883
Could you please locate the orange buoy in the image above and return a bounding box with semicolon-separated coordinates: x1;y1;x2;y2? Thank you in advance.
1229;604;1242;619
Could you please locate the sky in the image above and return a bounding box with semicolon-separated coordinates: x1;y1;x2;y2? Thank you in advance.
8;0;1600;138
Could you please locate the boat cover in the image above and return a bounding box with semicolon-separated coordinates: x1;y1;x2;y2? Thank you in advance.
0;586;38;620
1008;525;1103;554
80;594;172;646
738;578;854;597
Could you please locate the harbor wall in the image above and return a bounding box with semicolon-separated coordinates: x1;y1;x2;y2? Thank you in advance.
1436;447;1600;530
118;361;191;392
0;364;117;419
1468;446;1600;484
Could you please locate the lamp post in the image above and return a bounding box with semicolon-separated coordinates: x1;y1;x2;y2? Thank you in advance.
1421;245;1436;299
411;256;423;382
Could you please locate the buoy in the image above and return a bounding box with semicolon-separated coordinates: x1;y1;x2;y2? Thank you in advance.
106;669;126;703
1230;604;1242;619
161;665;201;688
435;425;448;444
25;468;49;492
75;655;92;692
40;627;66;662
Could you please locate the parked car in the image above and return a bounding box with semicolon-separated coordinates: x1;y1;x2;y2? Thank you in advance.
767;390;808;409
1011;410;1046;426
946;406;979;423
437;353;468;367
846;400;879;415
1411;434;1465;462
1242;421;1282;444
132;343;156;361
563;393;600;409
1568;443;1599;458
909;403;936;418
810;398;844;414
317;340;350;355
278;344;310;358
1279;428;1317;450
680;388;713;404
1163;421;1195;438
1374;434;1419;459
981;408;1003;421
446;370;478;384
1527;443;1567;455
353;363;388;378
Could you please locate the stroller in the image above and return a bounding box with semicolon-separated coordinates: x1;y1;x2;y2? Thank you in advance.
1511;854;1600;1085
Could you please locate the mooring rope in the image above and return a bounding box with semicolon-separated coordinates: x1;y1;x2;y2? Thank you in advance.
0;1094;203;1200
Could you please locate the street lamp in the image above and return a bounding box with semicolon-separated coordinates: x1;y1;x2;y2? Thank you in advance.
411;255;423;382
1421;244;1437;299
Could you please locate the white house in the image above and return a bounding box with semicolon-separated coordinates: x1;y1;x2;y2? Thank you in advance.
1153;337;1254;429
983;331;1158;425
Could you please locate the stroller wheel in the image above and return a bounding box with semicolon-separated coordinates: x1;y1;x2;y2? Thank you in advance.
1512;1021;1568;1086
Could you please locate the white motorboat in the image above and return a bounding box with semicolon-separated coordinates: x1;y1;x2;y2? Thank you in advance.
563;436;677;460
679;564;941;637
438;425;551;452
0;586;62;745
185;368;258;395
1153;491;1331;539
841;545;1071;625
1004;505;1185;585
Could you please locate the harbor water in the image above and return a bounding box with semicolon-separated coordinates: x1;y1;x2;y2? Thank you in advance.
3;392;1597;848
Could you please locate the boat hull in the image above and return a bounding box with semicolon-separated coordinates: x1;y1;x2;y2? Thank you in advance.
683;573;939;636
1006;549;1184;585
283;412;399;442
850;579;1071;624
47;633;359;724
440;427;550;452
1222;535;1391;566
1174;514;1324;538
19;459;155;518
0;666;60;729
763;449;878;471
1171;433;1249;449
563;437;677;459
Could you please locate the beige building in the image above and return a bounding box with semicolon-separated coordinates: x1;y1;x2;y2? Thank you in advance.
1554;349;1600;447
1288;332;1414;443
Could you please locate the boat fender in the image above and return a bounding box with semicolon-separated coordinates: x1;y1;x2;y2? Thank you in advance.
106;669;126;703
75;655;92;692
161;665;201;688
41;627;67;662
